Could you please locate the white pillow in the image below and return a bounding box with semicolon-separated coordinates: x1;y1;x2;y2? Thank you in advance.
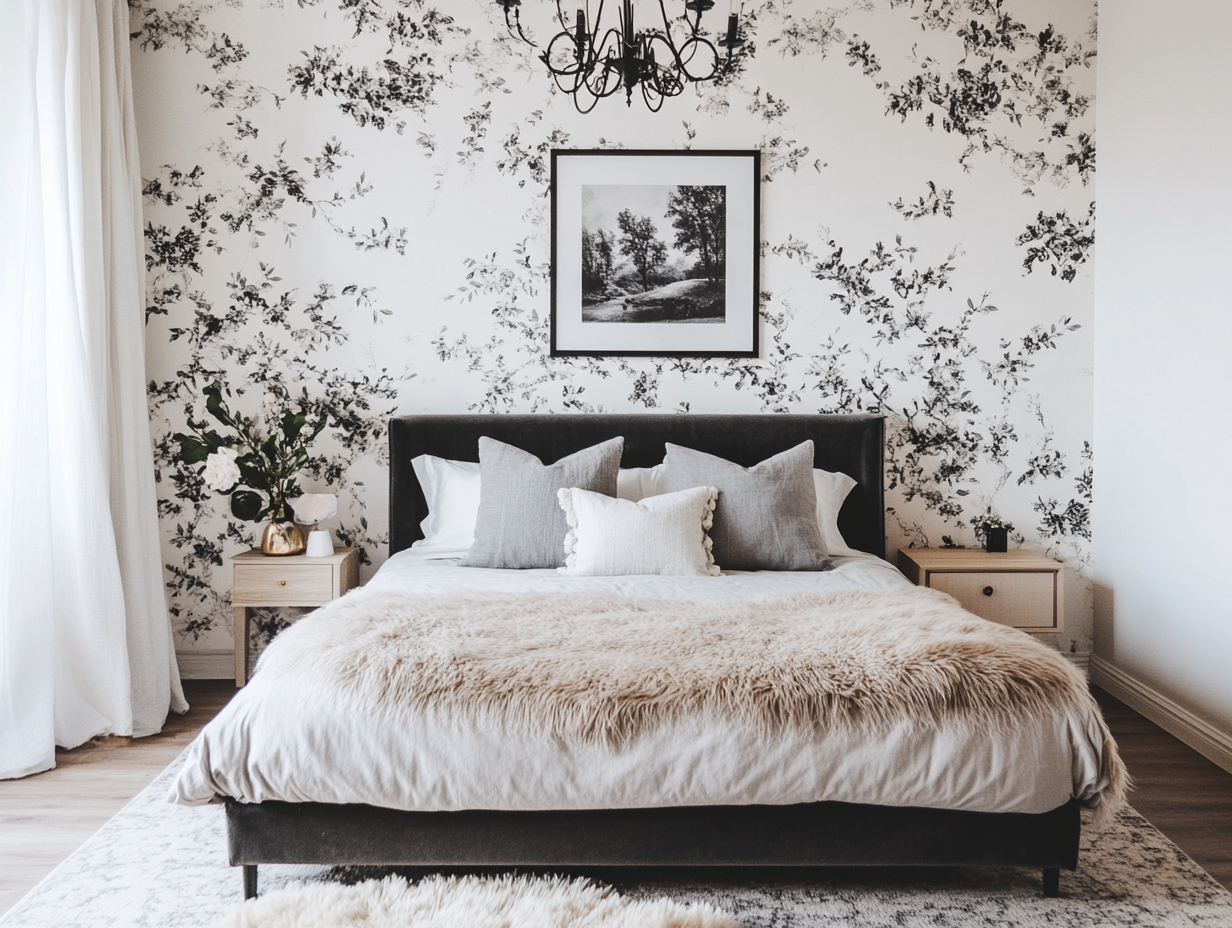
410;455;481;552
557;485;720;577
616;463;669;501
812;468;860;557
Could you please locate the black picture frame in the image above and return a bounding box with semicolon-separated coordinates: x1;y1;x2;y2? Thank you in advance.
550;149;760;358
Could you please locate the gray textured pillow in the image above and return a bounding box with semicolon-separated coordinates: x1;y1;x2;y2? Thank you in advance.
462;436;624;569
663;440;831;571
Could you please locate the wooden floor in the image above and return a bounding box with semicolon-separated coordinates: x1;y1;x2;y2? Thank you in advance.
1;682;1230;915
1093;687;1232;890
0;680;238;915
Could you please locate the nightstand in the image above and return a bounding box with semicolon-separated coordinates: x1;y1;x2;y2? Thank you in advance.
231;548;359;685
897;548;1063;635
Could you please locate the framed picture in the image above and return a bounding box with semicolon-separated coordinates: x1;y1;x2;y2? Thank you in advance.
550;149;760;358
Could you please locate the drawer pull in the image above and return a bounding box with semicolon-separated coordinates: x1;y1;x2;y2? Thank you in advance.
982;586;994;597
278;580;287;587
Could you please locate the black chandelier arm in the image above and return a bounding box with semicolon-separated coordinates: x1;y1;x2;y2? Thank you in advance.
642;52;687;98
654;0;697;39
643;31;718;84
542;25;623;80
585;60;623;100
569;80;606;114
568;58;625;113
544;32;626;101
641;77;667;112
543;31;591;81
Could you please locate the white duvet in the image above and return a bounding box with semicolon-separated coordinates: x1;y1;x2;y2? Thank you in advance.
172;550;1111;816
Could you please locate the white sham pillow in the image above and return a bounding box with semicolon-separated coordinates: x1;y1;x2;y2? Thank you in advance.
409;455;481;552
557;485;721;577
616;462;669;501
812;468;860;557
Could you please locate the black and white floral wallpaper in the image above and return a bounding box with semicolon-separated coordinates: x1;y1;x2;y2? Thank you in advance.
130;0;1097;662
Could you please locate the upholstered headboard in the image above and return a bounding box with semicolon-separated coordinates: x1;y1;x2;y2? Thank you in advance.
388;414;886;559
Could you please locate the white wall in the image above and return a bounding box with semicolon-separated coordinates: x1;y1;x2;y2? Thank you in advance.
1095;0;1232;739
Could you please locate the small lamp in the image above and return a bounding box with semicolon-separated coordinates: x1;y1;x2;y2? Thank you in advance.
293;493;339;557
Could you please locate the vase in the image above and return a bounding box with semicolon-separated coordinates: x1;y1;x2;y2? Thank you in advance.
983;527;1008;553
305;529;334;558
261;520;306;556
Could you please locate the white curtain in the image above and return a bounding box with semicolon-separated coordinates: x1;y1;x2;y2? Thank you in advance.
0;0;188;780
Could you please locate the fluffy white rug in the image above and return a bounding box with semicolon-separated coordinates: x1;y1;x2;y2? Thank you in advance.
209;873;740;928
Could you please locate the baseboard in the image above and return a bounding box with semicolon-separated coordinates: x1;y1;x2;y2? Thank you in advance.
1063;650;1090;677
1090;654;1232;775
176;649;234;680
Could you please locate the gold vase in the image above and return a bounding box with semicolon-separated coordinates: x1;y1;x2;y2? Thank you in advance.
261;520;306;556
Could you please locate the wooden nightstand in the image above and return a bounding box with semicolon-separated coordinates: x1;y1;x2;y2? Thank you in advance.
231;548;359;685
897;548;1063;635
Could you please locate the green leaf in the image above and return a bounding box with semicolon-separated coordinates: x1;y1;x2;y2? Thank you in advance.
260;434;280;471
173;434;211;464
204;387;234;428
199;430;229;451
280;409;306;443
236;454;271;490
231;489;265;523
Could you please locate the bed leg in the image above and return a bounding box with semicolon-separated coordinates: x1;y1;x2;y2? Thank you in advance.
1042;868;1060;898
243;864;258;900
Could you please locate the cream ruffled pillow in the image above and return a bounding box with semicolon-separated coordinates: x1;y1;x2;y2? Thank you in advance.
557;485;720;577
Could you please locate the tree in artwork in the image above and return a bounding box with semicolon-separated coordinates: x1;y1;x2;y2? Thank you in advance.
581;227;616;294
616;209;669;292
666;185;726;284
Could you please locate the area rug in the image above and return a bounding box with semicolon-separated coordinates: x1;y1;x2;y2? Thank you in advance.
209;873;738;928
2;750;1230;928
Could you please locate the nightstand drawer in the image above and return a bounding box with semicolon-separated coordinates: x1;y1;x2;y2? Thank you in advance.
929;571;1056;630
233;563;335;604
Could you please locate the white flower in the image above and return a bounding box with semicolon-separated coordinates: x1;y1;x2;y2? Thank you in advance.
203;447;241;492
262;391;279;411
292;493;338;525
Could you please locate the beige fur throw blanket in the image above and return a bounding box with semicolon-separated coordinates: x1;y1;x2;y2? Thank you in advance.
260;585;1125;814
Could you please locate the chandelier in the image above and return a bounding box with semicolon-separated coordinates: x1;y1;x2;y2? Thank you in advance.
495;0;744;113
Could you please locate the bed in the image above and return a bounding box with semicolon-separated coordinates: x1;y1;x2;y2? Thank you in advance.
173;414;1122;900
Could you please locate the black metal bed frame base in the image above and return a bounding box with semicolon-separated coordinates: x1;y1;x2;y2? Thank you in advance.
227;798;1080;900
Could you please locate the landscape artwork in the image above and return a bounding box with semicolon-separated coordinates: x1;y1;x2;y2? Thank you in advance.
552;150;759;358
581;185;727;324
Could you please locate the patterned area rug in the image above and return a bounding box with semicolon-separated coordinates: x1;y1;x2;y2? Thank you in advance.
2;751;1229;928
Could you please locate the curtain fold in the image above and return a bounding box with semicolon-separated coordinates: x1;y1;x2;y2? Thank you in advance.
0;0;187;780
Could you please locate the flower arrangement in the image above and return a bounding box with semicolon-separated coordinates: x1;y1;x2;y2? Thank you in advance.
174;386;326;524
980;517;1014;532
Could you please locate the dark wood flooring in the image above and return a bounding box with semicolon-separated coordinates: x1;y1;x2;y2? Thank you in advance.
1094;685;1232;891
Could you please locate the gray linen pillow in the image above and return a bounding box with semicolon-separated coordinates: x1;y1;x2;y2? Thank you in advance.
663;440;831;571
462;436;624;569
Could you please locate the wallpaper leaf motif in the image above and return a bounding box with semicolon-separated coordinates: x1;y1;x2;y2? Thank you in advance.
132;0;1097;657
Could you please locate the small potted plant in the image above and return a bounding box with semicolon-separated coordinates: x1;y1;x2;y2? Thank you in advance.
980;517;1014;553
175;386;327;556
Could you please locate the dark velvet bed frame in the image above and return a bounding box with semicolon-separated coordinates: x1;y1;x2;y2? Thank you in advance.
226;414;1080;899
